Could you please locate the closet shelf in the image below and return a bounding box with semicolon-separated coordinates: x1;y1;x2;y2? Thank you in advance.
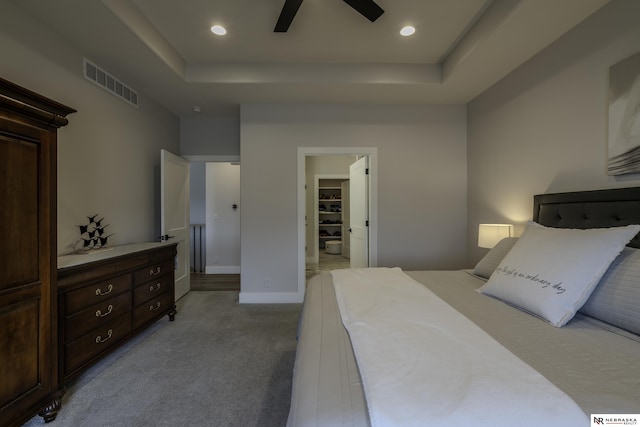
318;179;347;249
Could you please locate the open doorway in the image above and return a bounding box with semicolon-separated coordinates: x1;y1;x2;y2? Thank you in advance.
185;156;241;291
306;170;351;280
297;147;378;296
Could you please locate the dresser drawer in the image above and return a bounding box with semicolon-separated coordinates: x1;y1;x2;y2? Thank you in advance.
64;274;131;314
65;291;132;343
149;245;176;264
134;274;172;306
57;243;177;385
64;313;132;376
133;291;173;330
134;260;173;284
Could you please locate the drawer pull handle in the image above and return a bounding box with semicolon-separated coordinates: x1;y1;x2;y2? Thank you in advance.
95;284;113;296
149;301;161;311
149;266;161;276
95;305;113;318
150;283;161;292
95;329;113;344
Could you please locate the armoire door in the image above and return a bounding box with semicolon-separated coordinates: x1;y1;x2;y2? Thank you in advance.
0;77;75;426
0;120;56;425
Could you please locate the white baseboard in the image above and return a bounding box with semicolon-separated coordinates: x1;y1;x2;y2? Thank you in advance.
239;291;303;304
205;265;240;274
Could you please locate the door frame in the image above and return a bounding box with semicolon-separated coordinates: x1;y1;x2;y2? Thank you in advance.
297;147;378;299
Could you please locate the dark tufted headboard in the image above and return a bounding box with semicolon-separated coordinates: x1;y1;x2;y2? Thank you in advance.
533;187;640;248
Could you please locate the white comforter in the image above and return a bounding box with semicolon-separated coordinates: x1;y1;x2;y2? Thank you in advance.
331;267;588;427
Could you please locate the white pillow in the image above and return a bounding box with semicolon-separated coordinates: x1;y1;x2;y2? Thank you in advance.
579;247;640;335
478;221;640;327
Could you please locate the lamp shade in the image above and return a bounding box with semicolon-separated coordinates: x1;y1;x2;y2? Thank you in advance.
478;224;514;248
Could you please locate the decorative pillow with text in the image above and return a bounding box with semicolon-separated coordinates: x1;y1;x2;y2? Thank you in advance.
478;221;640;327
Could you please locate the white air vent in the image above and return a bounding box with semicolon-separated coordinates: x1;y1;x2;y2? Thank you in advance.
83;58;138;108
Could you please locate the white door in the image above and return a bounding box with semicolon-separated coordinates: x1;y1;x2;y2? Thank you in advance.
349;157;368;268
161;149;190;300
341;180;350;259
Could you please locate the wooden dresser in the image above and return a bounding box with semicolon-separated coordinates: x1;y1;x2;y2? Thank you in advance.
0;78;75;426
57;243;177;383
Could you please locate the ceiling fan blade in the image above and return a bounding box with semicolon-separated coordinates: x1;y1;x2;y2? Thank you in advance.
274;0;304;32
342;0;384;22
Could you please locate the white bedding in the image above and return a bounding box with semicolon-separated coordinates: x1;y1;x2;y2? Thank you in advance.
287;270;640;427
331;267;588;427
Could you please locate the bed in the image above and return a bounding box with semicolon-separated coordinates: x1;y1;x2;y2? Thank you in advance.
287;187;640;427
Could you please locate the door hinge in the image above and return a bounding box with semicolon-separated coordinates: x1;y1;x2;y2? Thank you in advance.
366;220;369;227
365;168;369;175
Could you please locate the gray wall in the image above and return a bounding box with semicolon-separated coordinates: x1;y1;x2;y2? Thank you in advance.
180;115;240;156
467;0;640;265
0;1;180;255
240;104;467;302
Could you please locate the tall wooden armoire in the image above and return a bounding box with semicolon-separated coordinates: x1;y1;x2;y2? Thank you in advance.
0;78;75;426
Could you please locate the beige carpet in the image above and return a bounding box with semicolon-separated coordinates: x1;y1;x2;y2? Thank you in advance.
23;291;301;427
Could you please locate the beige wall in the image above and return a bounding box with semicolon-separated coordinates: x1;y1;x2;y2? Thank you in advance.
467;0;640;265
0;1;180;255
240;104;467;302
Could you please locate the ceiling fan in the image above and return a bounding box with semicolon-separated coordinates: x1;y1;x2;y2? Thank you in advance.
274;0;384;32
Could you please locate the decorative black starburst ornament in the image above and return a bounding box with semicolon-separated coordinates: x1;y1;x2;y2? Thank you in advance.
77;214;113;251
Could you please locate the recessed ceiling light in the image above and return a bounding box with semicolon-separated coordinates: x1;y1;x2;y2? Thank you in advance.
211;25;227;36
193;106;202;113
399;26;415;37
